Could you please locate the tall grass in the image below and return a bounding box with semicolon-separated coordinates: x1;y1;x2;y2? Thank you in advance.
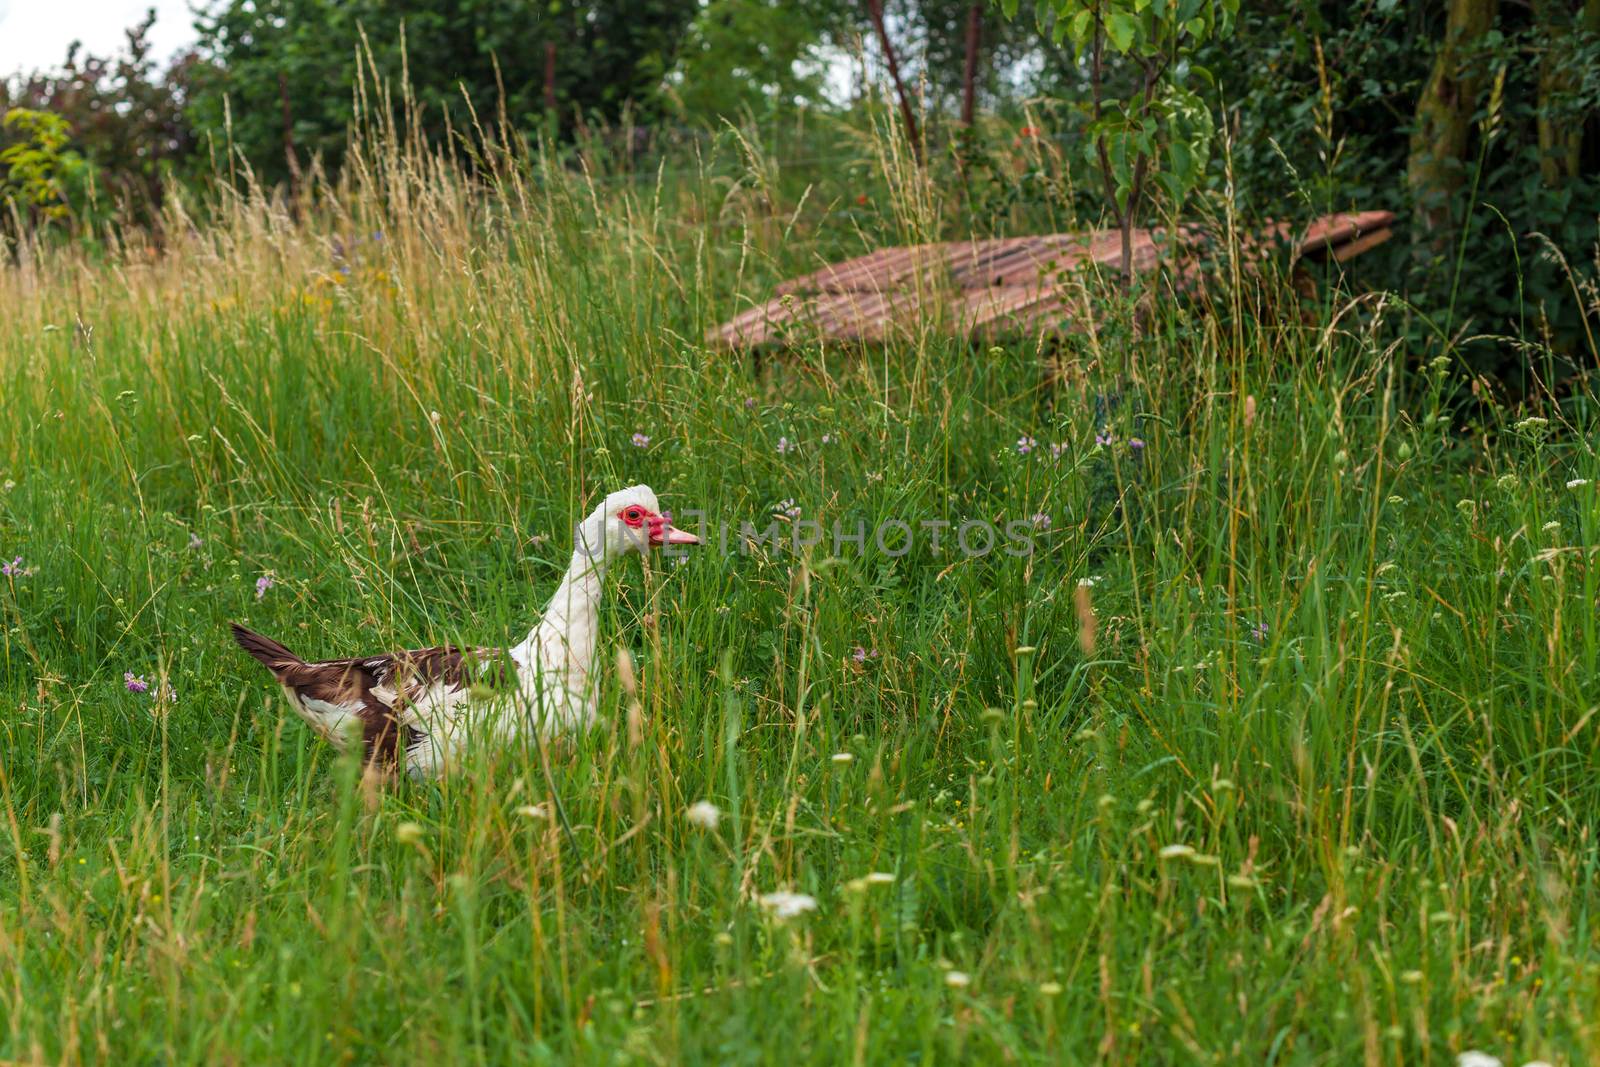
1;110;1598;1065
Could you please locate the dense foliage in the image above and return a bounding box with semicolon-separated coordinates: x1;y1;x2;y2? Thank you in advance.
0;13;197;224
1197;0;1600;382
1;0;1598;371
188;0;697;184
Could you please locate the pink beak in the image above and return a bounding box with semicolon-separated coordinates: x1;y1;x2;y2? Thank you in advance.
648;513;700;547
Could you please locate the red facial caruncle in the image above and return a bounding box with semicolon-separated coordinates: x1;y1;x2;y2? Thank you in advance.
618;506;700;547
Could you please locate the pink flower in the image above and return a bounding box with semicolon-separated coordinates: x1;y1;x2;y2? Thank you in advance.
1129;438;1145;450
1049;443;1066;460
1031;512;1052;529
1;556;21;577
852;646;880;664
1015;436;1036;456
777;437;796;455
631;432;651;448
255;573;274;600
124;672;149;694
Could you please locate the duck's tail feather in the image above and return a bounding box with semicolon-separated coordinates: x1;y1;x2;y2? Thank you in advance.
231;622;303;677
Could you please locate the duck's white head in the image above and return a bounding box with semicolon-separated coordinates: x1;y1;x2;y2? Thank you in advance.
574;484;700;560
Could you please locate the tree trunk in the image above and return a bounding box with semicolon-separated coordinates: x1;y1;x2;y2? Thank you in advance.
961;3;981;127
1572;0;1600;177
1406;0;1498;254
544;41;557;114
1532;0;1595;185
866;0;923;165
278;71;302;196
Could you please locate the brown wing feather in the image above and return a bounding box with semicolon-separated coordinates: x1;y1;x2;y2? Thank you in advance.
232;623;516;766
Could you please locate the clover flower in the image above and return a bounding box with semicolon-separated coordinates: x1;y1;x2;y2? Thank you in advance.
631;433;650;449
759;890;818;920
124;672;150;694
686;801;721;830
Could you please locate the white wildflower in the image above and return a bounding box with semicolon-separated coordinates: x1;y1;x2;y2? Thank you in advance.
686;800;721;830
515;804;548;819
1158;844;1195;859
1567;478;1590;489
759;891;818;920
1456;1053;1501;1067
830;752;854;765
944;970;971;989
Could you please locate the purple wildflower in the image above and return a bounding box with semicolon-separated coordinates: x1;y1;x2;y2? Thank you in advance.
1251;621;1269;642
1049;442;1066;460
631;432;651;449
1015;436;1037;456
1129;437;1146;450
1095;433;1113;447
852;646;880;664
124;672;149;694
187;533;203;550
1;556;21;577
744;397;757;410
1031;512;1052;529
255;573;275;600
777;437;796;455
777;498;802;519
821;433;834;445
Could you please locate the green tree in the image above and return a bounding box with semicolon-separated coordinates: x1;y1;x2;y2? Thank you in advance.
1001;0;1238;288
0;108;101;226
189;0;699;185
667;0;831;120
0;11;199;223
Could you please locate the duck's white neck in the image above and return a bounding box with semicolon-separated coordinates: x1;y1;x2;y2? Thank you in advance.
511;546;608;699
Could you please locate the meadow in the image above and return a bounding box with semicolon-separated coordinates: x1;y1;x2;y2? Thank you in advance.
1;122;1598;1064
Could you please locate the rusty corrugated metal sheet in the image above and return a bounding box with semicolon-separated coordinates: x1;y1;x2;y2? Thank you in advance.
708;210;1395;349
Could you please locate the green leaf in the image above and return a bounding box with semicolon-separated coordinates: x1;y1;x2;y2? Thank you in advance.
1105;11;1138;52
1068;9;1094;47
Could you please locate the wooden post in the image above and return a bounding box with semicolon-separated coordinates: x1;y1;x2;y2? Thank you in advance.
961;2;981;127
865;0;923;165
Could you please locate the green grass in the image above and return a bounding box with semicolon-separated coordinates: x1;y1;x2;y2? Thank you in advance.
2;132;1598;1065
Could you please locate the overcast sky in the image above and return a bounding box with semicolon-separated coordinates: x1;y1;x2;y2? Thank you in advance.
0;0;200;78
